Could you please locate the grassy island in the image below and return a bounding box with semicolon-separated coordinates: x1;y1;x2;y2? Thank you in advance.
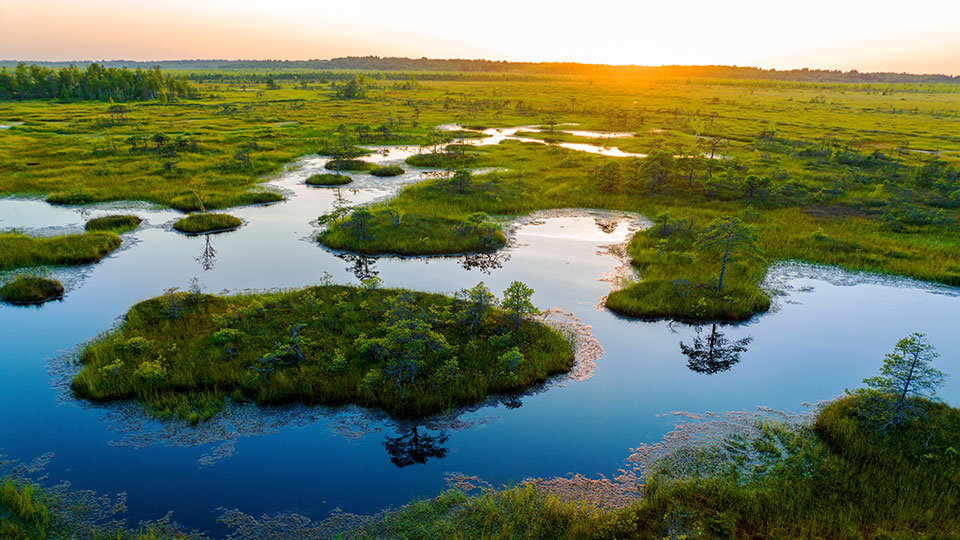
0;231;122;271
171;213;242;234
71;283;573;422
319;210;506;255
325;159;374;172
370;165;405;177
305;173;352;186
0;276;64;305
84;214;142;233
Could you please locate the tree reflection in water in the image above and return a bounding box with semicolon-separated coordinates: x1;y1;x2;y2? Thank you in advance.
679;324;752;375
336;253;379;281
195;234;217;272
383;426;449;468
460;252;510;274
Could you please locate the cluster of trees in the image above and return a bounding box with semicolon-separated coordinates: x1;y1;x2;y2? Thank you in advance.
12;58;957;84
0;63;194;102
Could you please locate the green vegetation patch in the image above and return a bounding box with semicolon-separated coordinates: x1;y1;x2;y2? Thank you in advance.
305;173;352;186
0;276;64;306
406;151;479;168
171;213;242;234
319;210;506;255
70;283;572;422
369;165;405;177
0;231;122;271
325;159;374;172
0;479;51;539
84;214;142;233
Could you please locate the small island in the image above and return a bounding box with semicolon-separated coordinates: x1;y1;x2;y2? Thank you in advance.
0;275;65;305
71;282;572;422
172;213;243;234
305;173;353;186
85;214;142;233
370;165;405;177
325;158;374;172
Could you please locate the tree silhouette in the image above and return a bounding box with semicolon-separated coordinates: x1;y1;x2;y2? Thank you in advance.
679;324;752;375
696;217;762;291
383;427;449;468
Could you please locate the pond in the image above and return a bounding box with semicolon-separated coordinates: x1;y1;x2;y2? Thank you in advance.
1;141;958;536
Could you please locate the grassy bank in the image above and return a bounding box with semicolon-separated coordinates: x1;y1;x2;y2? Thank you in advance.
71;283;572;422
337;396;960;539
0;276;64;305
0;231;122;271
305;172;352;186
84;214;142;233
171;213;242;234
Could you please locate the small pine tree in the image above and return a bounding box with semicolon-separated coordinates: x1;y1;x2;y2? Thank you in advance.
852;332;946;433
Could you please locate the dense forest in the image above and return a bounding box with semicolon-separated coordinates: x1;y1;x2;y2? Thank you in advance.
0;63;195;102
2;57;958;84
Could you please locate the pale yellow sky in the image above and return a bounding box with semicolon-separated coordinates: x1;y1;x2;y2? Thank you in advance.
2;0;959;74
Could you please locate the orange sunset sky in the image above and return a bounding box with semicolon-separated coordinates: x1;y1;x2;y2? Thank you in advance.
2;0;959;74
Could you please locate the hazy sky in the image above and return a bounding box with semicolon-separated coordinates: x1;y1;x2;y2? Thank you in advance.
3;0;959;74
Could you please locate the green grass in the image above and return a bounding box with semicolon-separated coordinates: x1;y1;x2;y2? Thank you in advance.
319;212;506;255
325;158;374;172
305;172;352;186
0;231;122;271
370;164;405;177
84;214;142;233
171;213;242;234
3;75;959;321
344;396;960;539
0;276;64;305
71;284;573;422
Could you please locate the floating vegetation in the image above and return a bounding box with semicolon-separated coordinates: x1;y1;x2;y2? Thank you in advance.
369;165;405;177
84;214;142;233
172;213;242;234
305;173;352;186
0;275;64;305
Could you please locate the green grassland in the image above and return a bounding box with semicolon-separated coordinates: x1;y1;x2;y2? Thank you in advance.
0;230;122;270
71;284;573;422
2;74;959;319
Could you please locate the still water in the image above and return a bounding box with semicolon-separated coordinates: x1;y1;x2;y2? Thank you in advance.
1;141;958;536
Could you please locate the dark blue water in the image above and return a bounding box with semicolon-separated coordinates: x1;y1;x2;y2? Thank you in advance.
1;149;958;536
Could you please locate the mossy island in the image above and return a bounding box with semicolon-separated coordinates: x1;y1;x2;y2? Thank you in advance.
306;173;352;186
319;210;506;255
0;275;64;305
325;159;374;172
406;151;478;168
0;231;122;271
71;282;572;422
370;165;405;177
84;214;142;233
172;213;243;234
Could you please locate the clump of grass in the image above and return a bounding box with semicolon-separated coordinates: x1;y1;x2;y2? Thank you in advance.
305;173;352;186
172;213;242;234
84;214;142;233
319;211;506;255
369;165;405;177
168;191;282;213
0;276;64;305
325;159;374;172
45;190;95;205
71;284;572;422
0;231;121;271
406;152;478;168
0;480;51;538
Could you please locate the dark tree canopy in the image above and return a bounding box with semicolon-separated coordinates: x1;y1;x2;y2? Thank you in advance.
0;63;195;102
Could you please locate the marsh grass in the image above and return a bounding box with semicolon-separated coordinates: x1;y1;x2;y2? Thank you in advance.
0;276;64;305
319;213;506;255
0;231;122;271
171;213;242;234
369;164;405;177
84;214;142;233
305;173;352;186
341;397;960;539
325;159;374;172
71;285;573;422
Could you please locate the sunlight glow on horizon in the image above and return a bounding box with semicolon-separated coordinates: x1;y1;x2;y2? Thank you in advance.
2;0;959;75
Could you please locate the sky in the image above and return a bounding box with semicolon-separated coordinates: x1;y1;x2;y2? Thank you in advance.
2;0;960;75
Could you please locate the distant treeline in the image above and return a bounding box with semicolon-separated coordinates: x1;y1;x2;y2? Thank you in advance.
2;57;958;84
0;63;195;101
